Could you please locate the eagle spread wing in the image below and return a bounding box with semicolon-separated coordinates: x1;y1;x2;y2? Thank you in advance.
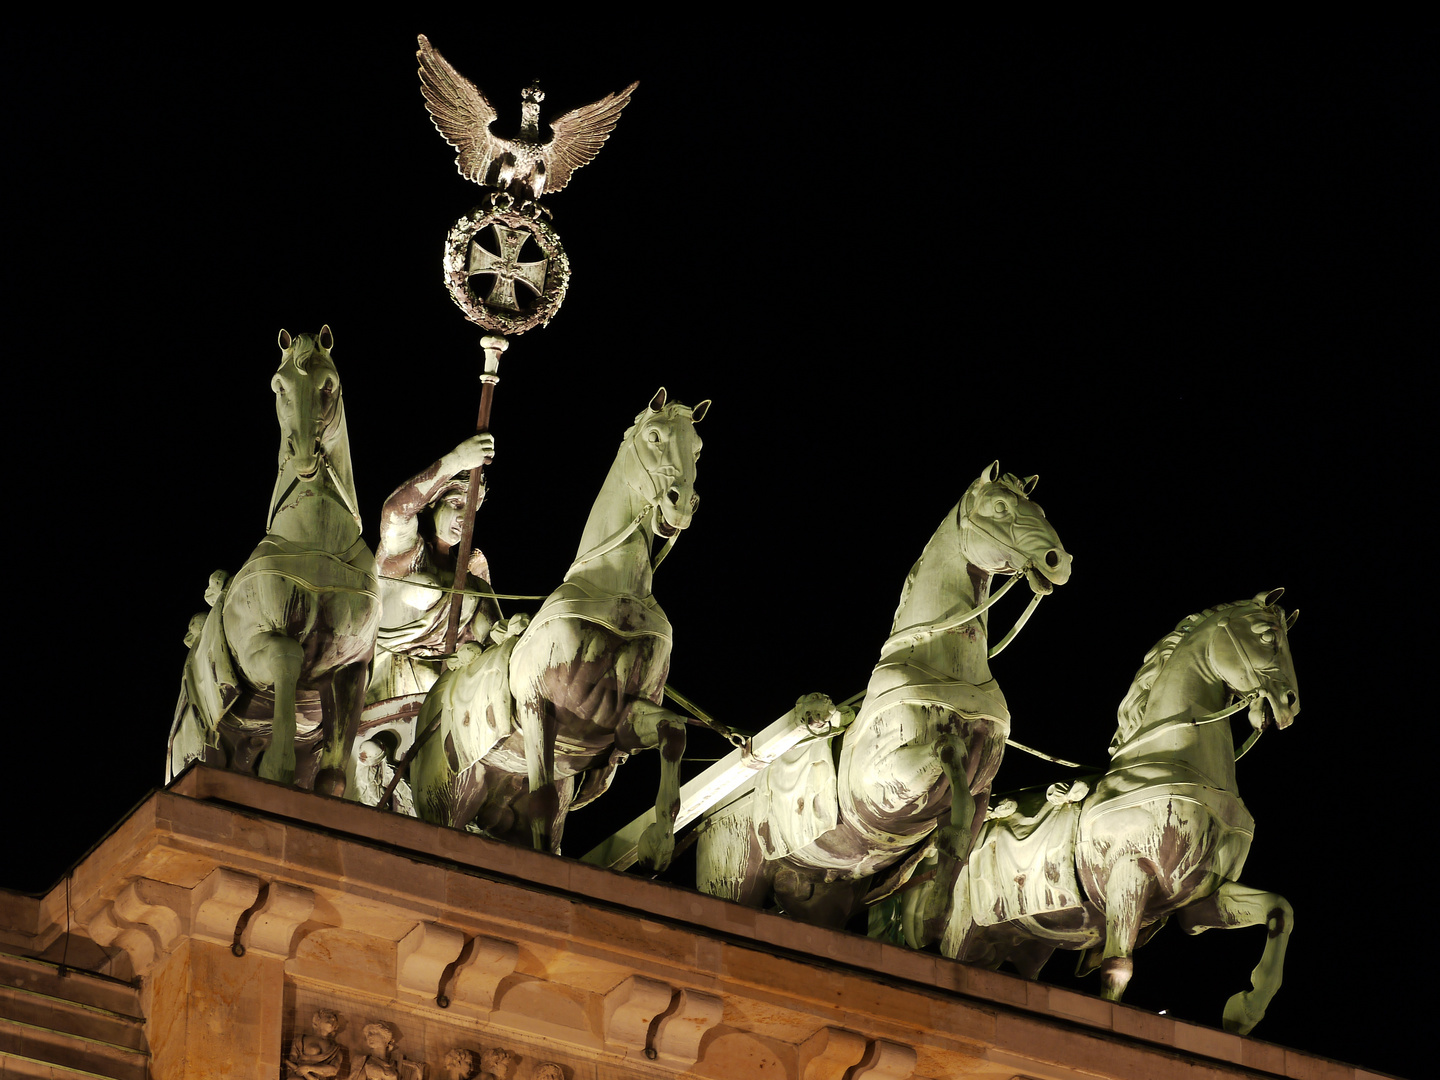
418;35;636;196
542;81;639;195
417;34;502;186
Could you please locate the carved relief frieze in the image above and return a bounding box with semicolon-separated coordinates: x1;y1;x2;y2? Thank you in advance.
353;1019;426;1080
285;1007;347;1078
282;995;576;1080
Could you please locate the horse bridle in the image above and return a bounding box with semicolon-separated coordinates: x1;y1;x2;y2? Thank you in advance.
1211;608;1292;760
566;412;692;578
1112;606;1285;762
882;480;1052;660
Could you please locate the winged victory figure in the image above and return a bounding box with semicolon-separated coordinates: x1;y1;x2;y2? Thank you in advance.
418;34;638;201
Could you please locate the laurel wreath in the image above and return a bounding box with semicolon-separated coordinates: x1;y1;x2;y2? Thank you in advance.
443;201;571;335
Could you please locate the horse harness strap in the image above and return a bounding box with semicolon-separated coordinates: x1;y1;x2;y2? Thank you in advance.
1108;693;1258;760
567;425;680;578
565;505;651;576
883;572;1022;655
231;538;378;600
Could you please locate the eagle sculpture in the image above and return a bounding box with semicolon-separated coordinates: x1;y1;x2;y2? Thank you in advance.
418;34;637;200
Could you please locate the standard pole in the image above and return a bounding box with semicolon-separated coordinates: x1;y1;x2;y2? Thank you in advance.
444;334;507;653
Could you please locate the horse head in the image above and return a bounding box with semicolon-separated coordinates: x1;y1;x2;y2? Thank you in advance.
958;461;1072;594
267;326;360;531
1205;589;1301;732
626;387;709;537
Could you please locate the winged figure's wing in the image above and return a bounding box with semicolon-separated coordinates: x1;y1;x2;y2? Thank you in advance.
417;34;504;185
542;81;639;194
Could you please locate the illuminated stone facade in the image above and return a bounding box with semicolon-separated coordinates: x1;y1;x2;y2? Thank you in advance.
1;768;1389;1079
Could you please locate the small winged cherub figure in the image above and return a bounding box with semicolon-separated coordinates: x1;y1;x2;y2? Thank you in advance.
417;34;636;201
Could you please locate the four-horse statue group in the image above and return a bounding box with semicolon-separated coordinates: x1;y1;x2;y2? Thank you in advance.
167;326;1301;1035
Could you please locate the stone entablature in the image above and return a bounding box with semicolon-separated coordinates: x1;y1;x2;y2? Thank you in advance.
0;767;1394;1079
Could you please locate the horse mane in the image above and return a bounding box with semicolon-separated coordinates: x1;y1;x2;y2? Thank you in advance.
893;501;961;625
280;333;318;374
1109;601;1247;755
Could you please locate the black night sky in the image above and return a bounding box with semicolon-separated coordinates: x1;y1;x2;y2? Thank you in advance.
5;23;1432;1078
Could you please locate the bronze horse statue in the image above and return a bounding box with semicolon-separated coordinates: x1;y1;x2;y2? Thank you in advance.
168;327;379;794
409;389;710;868
697;463;1072;926
940;592;1300;1034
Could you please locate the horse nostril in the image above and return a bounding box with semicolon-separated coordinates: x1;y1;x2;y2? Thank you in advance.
667;489;680;505
1046;550;1061;568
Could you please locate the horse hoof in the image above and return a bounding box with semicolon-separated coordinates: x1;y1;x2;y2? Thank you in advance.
1098;957;1133;1002
259;763;296;786
314;769;347;798
1223;992;1262;1035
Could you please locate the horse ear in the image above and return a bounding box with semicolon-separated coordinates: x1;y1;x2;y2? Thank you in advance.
319;324;333;350
278;329;292;350
1022;474;1039;495
1285;608;1300;630
981;460;1000;483
649;387;667;411
1257;587;1284;606
691;399;711;422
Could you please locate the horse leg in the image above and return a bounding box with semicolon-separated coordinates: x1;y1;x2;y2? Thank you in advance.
242;634;303;785
936;723;978;859
314;663;365;797
695;792;772;906
517;694;558;852
1098;855;1156;1001
620;700;686;871
900;721;978;949
1176;882;1293;1035
939;861;974;959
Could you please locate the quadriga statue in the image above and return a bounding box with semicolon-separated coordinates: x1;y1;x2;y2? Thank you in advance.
167;327;379;794
697;463;1072;929
409;389;709;869
941;592;1300;1035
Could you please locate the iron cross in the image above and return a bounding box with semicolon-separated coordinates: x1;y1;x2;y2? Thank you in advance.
467;224;548;312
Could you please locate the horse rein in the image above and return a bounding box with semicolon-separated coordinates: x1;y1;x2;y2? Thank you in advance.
566;416;687;579
1110;610;1282;762
881;566;1047;662
1215;611;1288;761
376;417;686;596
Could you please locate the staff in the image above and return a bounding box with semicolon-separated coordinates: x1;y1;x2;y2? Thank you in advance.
443;334;506;653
